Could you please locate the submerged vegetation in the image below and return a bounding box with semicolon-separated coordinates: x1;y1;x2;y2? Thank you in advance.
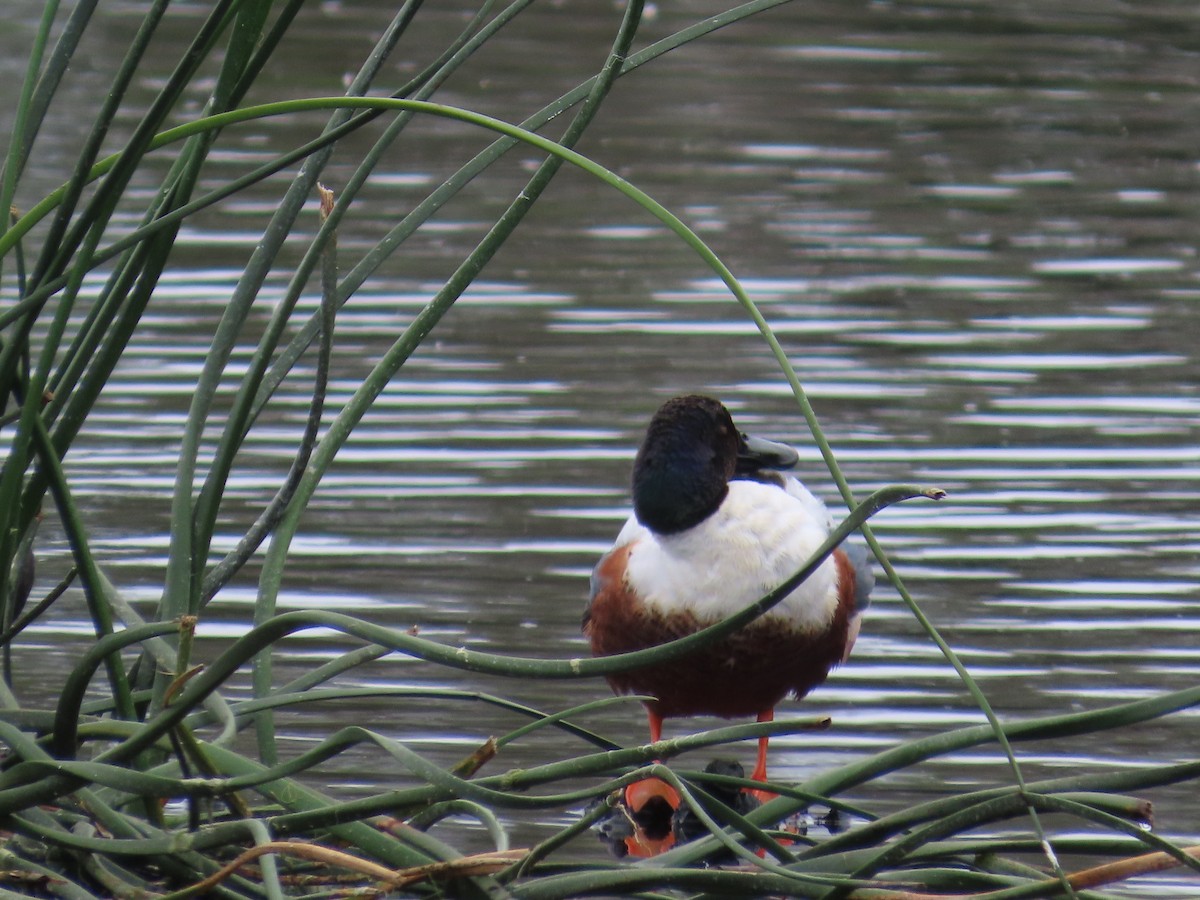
0;1;1197;897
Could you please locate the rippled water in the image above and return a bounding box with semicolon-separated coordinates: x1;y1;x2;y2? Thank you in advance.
6;0;1200;892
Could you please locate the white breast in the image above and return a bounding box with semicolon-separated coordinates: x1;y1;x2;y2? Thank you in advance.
616;479;840;633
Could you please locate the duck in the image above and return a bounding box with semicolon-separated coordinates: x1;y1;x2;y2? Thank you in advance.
583;395;872;851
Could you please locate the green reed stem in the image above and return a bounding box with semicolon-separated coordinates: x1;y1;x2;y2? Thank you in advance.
248;0;644;762
35;483;926;770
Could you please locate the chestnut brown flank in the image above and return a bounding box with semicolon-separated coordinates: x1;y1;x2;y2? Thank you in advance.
584;544;860;719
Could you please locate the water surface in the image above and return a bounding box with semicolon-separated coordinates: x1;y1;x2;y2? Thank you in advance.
5;1;1200;892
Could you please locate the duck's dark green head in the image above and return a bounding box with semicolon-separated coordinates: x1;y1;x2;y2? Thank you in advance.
631;395;798;535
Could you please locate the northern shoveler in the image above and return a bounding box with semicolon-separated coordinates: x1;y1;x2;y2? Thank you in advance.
583;395;872;851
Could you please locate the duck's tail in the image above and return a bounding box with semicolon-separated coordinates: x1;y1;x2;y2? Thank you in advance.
841;537;875;614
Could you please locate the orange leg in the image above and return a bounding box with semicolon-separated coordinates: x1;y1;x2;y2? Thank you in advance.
648;709;664;745
746;709;777;806
625;709;675;810
747;708;803;848
751;709;773;782
621;708;680;857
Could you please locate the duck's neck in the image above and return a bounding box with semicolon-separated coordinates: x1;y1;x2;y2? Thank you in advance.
633;443;728;535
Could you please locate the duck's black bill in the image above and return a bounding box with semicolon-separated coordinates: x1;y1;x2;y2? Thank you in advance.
736;433;799;473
